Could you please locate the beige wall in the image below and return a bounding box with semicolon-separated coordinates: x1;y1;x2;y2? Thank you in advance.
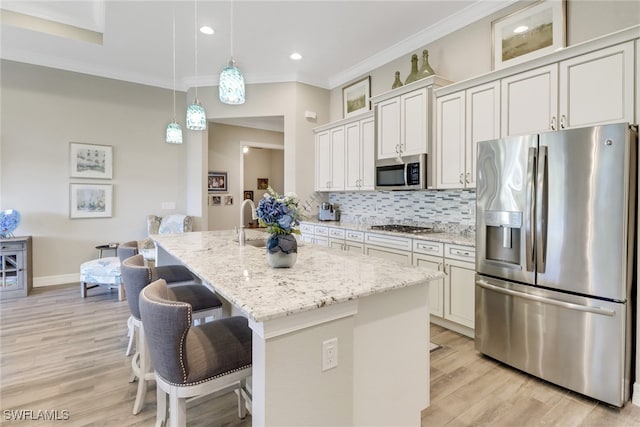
207;123;284;230
1;60;188;284
328;0;640;121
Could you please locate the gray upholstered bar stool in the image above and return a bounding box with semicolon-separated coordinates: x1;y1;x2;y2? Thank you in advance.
118;241;140;356
139;279;252;427
121;254;223;415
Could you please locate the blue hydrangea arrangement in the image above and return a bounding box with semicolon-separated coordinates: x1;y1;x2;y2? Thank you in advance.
256;187;301;235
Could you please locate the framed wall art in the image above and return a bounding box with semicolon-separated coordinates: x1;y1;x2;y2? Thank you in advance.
210;195;222;206
208;171;228;192
70;183;113;218
342;76;371;118
492;0;566;70
70;142;113;179
257;178;269;190
243;190;254;201
224;195;234;206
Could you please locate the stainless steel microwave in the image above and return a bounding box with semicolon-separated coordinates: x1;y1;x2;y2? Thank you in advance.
375;154;427;190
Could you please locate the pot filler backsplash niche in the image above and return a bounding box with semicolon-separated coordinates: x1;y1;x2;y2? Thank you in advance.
327;190;476;236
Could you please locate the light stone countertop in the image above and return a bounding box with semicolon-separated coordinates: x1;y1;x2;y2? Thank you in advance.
301;218;476;247
152;229;444;323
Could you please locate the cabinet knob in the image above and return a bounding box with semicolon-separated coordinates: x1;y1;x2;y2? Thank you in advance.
465;172;471;184
550;116;557;130
459;173;464;184
560;115;567;129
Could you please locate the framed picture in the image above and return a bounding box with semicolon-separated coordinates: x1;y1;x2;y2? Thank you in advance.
244;190;254;201
342;76;371;118
70;142;113;179
70;183;113;218
492;0;566;70
224;195;234;206
210;195;221;206
257;178;269;190
208;171;227;192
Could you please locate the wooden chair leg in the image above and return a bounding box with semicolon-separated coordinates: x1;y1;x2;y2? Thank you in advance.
169;389;187;427
237;379;247;419
80;282;87;298
125;316;135;356
132;327;149;415
155;381;168;427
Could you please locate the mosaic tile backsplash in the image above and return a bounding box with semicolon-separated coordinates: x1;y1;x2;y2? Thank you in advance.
327;190;476;235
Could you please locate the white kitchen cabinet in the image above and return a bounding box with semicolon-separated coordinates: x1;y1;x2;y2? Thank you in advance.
314;126;344;191
435;81;499;189
501;64;558;137
443;244;476;330
413;252;444;318
558;42;634;129
501;41;635;137
364;232;412;264
345;115;375;191
299;222;330;246
344;230;365;254
376;96;401;159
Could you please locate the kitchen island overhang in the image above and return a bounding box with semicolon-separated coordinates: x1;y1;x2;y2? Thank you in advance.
153;229;444;426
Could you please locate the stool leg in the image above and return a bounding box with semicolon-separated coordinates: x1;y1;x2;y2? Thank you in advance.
125;316;135;356
132;326;149;414
118;283;125;301
155;380;168;427
81;282;87;298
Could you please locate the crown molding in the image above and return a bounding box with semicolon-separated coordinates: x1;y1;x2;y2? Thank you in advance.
327;0;517;89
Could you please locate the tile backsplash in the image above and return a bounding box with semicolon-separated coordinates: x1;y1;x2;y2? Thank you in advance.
327;190;476;234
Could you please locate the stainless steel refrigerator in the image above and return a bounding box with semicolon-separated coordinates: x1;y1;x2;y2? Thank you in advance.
475;123;637;407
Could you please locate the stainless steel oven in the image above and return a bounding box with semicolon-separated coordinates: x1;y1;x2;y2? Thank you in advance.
375;154;426;190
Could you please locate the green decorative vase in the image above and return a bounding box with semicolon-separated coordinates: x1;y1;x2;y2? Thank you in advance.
392;71;403;89
419;49;435;78
404;54;420;85
266;234;297;268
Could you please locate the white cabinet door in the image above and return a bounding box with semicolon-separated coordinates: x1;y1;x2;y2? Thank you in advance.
413;253;444;318
315;130;331;191
444;258;475;329
376;97;401;159
329;238;345;250
435;90;465;189
329;126;345;191
501;64;558;136
344;241;364;253
466;81;500;188
360;116;376;190
364;245;412;264
401;87;428;156
344;121;361;191
559;41;634;129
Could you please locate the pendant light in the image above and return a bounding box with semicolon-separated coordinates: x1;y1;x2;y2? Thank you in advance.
166;8;183;144
219;0;245;105
186;0;206;130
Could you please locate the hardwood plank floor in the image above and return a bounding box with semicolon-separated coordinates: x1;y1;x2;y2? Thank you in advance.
1;284;639;426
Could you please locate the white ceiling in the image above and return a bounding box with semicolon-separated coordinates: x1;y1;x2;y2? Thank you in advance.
1;0;516;92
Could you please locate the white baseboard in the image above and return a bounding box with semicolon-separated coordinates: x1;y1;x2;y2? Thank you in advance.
633;382;640;407
34;273;79;287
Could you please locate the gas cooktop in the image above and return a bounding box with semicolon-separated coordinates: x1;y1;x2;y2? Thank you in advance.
369;224;440;234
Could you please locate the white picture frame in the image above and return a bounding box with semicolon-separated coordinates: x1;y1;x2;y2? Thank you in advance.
70;183;113;218
342;76;371;118
70;142;113;179
492;0;566;70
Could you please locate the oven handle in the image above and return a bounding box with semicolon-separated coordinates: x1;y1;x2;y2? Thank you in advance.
476;279;616;317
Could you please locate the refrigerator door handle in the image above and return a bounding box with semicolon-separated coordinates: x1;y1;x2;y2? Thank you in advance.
476;280;616;317
525;147;537;272
536;145;548;273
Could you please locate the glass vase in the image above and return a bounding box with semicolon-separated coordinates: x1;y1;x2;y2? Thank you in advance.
404;54;420;85
266;234;298;268
391;71;403;89
419;49;435;78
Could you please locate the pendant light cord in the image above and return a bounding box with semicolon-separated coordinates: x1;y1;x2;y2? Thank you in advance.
172;7;176;120
230;0;234;59
194;0;198;99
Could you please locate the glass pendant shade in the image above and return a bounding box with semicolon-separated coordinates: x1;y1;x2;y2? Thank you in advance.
219;59;245;105
186;99;207;130
166;121;183;144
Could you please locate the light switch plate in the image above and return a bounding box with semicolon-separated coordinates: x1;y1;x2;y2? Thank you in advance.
322;338;338;371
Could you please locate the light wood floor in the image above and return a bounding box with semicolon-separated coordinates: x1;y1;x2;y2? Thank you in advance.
1;284;639;426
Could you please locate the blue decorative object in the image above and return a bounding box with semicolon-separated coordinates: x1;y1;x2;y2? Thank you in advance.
0;209;21;239
266;234;298;268
186;99;207;130
256;187;300;268
219;59;245;105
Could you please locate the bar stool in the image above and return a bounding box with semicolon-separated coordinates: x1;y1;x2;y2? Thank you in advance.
121;254;223;415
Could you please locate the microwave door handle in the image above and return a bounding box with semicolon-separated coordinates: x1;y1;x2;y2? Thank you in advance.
525;147;536;272
536;145;548;273
404;162;409;187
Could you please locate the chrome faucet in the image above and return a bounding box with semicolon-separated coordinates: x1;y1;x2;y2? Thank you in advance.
238;199;257;246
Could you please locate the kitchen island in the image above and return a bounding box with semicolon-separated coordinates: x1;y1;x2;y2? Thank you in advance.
152;229;444;426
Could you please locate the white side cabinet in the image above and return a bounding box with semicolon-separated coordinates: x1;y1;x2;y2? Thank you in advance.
345;115;375;191
435;81;500;189
315;112;374;192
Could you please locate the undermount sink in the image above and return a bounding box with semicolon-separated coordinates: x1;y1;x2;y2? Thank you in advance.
233;238;267;248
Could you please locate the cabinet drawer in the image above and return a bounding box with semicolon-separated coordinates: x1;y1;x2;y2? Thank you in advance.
314;236;329;246
300;223;315;234
314;226;329;236
329;228;346;239
345;230;364;243
413;240;444;256
445;244;475;262
365;232;412;251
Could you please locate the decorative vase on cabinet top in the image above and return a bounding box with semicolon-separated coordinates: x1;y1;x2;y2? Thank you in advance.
419;49;435;78
266;233;297;268
404;54;420;85
392;71;403;89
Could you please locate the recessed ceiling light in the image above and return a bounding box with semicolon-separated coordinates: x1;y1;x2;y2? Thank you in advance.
200;26;214;35
513;25;528;34
290;52;302;60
